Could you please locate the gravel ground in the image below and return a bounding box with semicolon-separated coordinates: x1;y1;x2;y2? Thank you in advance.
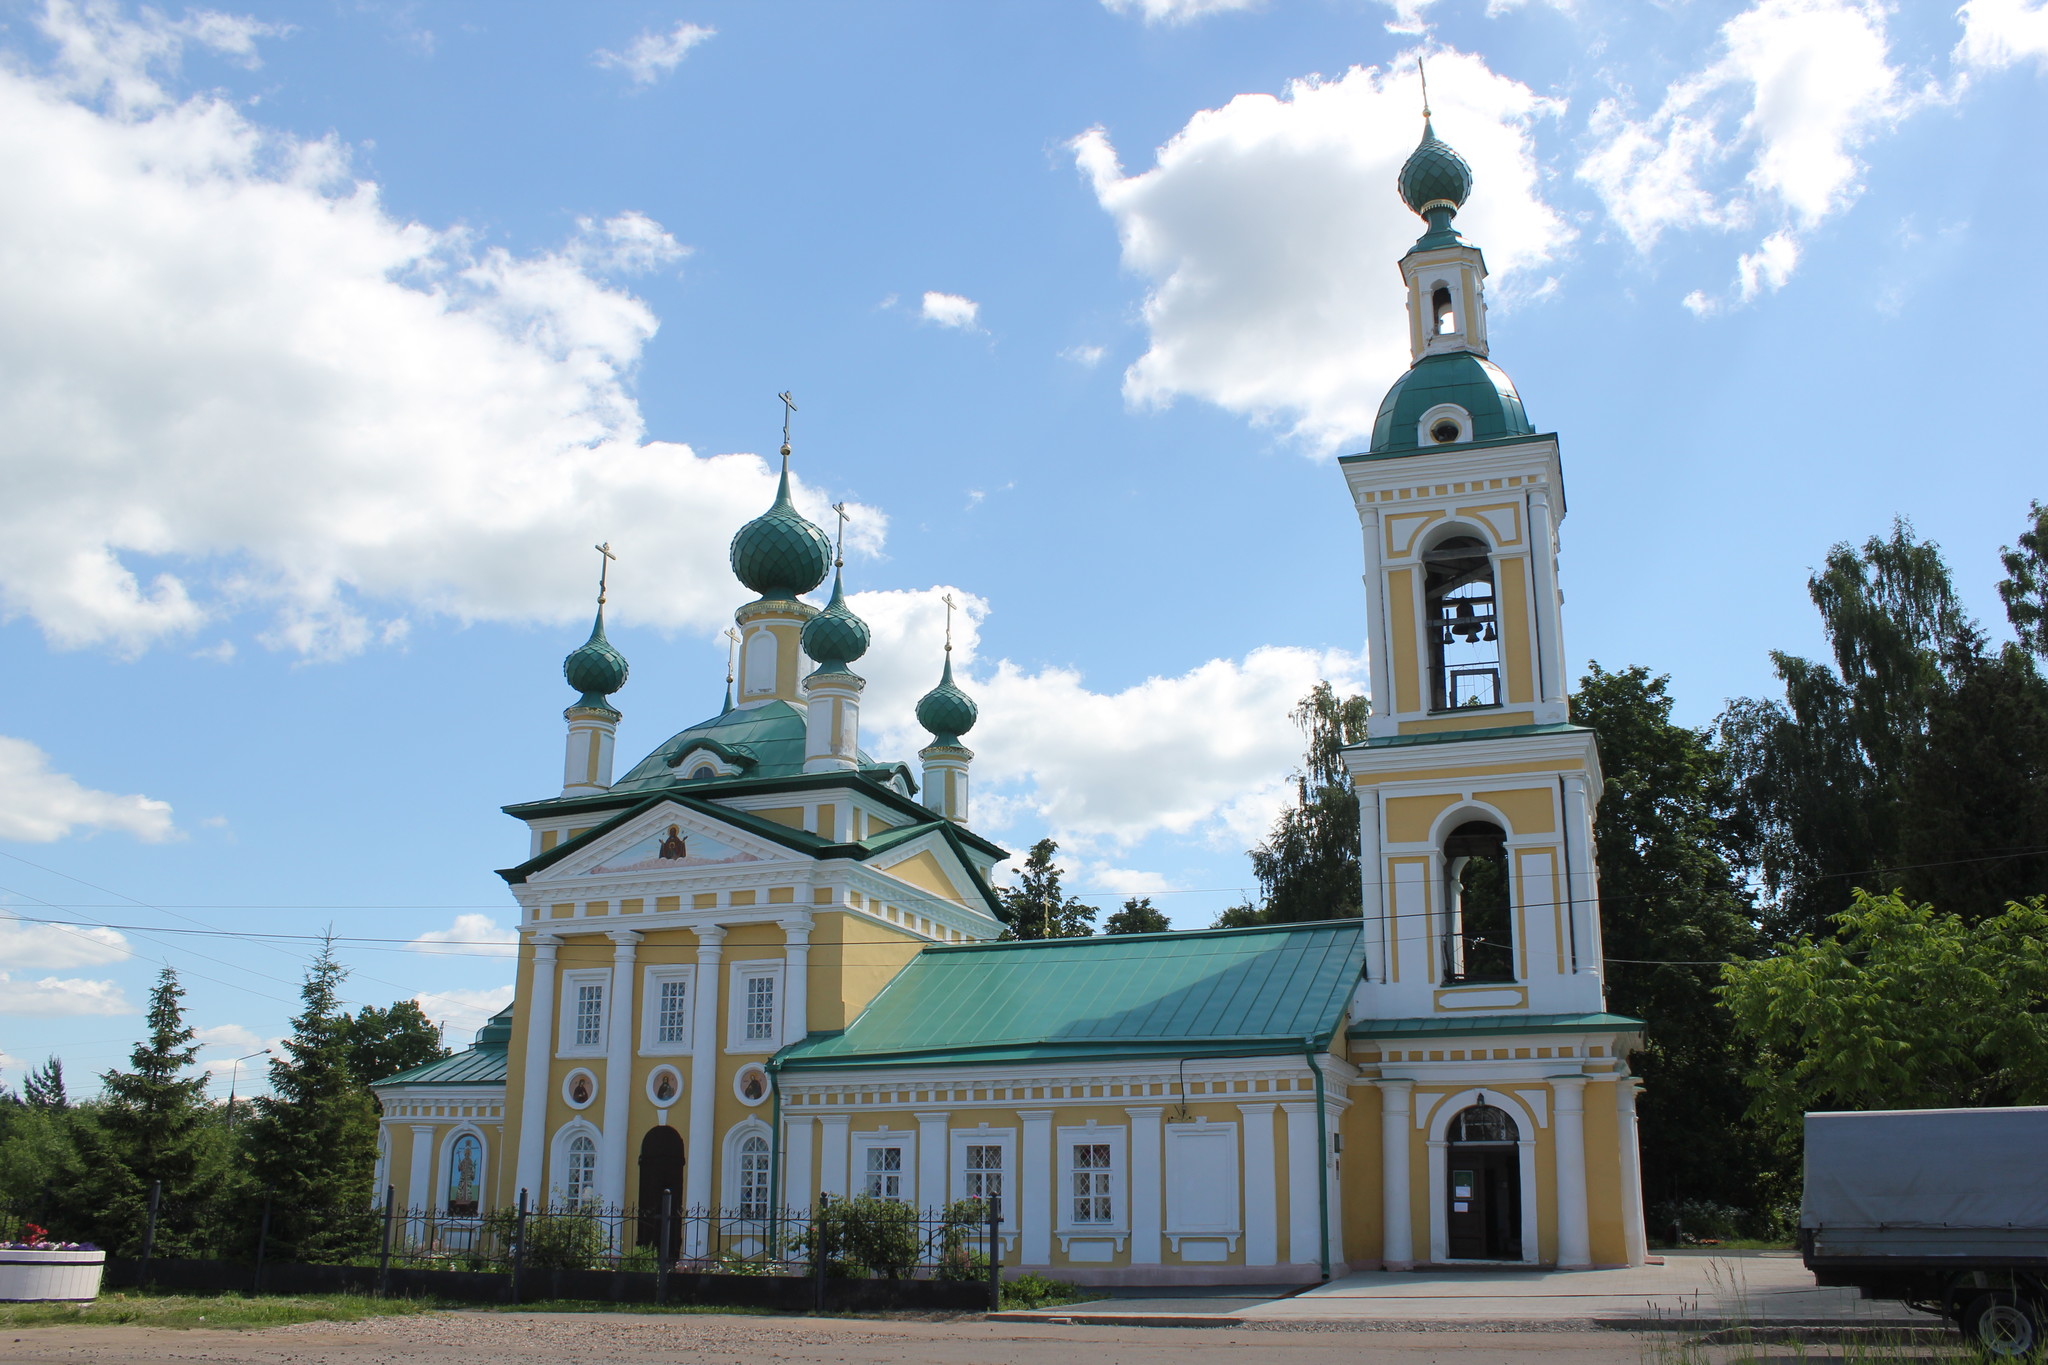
0;1309;1667;1364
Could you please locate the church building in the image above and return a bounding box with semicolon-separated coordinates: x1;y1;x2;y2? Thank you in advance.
372;113;1649;1281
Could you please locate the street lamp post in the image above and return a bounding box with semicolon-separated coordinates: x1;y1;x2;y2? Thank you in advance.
226;1048;270;1129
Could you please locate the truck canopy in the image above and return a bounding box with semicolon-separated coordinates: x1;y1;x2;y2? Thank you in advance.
1804;1107;2048;1254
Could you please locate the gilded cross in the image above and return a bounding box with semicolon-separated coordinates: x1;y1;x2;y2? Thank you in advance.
723;627;741;684
831;501;850;569
594;541;616;605
1419;57;1431;118
778;390;797;460
941;592;957;654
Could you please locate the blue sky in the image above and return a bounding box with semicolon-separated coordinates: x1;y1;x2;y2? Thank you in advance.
0;0;2042;1096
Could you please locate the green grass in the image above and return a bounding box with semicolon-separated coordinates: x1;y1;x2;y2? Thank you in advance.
479;1299;778;1316
0;1290;443;1331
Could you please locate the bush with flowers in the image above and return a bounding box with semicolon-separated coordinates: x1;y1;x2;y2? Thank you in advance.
1;1224;97;1252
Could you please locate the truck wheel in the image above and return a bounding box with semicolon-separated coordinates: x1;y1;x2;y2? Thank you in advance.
1963;1291;2041;1358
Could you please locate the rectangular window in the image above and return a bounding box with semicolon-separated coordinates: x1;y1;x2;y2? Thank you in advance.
864;1145;903;1201
574;982;604;1048
964;1143;1004;1220
725;961;784;1053
656;979;689;1044
1071;1142;1114;1224
744;974;776;1042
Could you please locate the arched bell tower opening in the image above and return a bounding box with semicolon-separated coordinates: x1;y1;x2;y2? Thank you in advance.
1431;283;1455;336
1442;819;1513;983
1423;533;1500;711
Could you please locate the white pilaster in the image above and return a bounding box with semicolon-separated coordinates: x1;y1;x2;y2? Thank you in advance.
1561;775;1603;985
819;1115;850;1199
1378;1079;1413;1267
1019;1109;1054;1266
915;1112;949;1213
599;929;640;1210
1359;787;1385;981
514;935;559;1202
783;1114;816;1210
1552;1076;1591;1268
1282;1102;1320;1266
685;925;725;1226
1526;487;1567;720
1617;1078;1647;1265
780;916;811;1042
408;1125;435;1211
1125;1106;1164;1265
1359;507;1398;740
1237;1103;1278;1267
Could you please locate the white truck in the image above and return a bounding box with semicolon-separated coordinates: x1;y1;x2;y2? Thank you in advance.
1802;1107;2048;1357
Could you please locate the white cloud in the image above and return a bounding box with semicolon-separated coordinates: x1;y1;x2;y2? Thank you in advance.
594;21;715;85
0;971;132;1016
1100;0;1263;23
0;910;128;967
0;5;877;660
1062;344;1107;368
1071;49;1569;452
1365;0;1568;38
409;914;518;958
415;984;514;1040
1956;0;2048;71
919;291;981;330
194;1023;265;1053
0;737;176;843
1578;0;1916;306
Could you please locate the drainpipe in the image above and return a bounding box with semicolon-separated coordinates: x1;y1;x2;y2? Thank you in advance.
1307;1040;1331;1281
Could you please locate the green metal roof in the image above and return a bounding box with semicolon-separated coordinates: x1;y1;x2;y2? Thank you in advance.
1348;1011;1643;1041
609;700;882;794
1368;350;1533;455
373;1006;514;1089
1350;722;1592;750
776;919;1366;1071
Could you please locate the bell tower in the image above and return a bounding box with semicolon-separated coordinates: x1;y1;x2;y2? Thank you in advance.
1339;115;1605;1021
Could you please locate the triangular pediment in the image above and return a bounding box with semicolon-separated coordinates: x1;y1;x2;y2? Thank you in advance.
869;830;977;906
532;801;783;884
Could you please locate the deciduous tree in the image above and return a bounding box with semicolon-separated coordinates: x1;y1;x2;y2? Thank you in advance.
998;839;1096;940
1103;896;1169;935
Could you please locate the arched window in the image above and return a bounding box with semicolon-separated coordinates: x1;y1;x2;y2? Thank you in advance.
1448;1103;1519;1144
1432;284;1456;335
447;1133;483;1217
737;1135;771;1220
1423;535;1499;710
565;1133;598;1209
1443;819;1514;984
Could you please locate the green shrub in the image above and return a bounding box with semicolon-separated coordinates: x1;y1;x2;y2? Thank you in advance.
793;1195;919;1279
481;1207;608;1271
1002;1273;1086;1311
935;1198;992;1282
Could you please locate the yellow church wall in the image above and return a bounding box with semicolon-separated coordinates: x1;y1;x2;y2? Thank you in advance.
1497;555;1534;704
807;910;925;1032
1338;1091;1383;1267
754;807;805;830
1388;567;1421;714
494;937;543;1209
877;849;966;905
1365;756;1590;787
1582;1081;1627;1266
1397;708;1538;736
1472;787;1555;835
1385;793;1457;844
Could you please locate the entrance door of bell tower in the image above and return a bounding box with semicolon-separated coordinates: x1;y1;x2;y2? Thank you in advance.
1446;1147;1521;1260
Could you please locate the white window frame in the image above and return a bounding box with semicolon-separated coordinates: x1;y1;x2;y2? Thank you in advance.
950;1127;1017;1248
550;1119;602;1210
1056;1124;1128;1246
557;968;610;1057
724;959;785;1054
850;1128;916;1205
722;1118;775;1221
1163;1119;1242;1251
639;965;696;1055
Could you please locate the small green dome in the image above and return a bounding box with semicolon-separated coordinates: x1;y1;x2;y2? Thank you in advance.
1398;118;1473;219
730;464;832;599
801;568;870;672
915;655;978;744
563;607;628;708
1368;350;1533;454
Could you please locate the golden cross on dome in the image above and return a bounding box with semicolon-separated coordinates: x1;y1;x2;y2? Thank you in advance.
778;390;797;462
594;541;616;606
723;627;741;684
1419;57;1431;119
831;501;850;569
941;592;957;654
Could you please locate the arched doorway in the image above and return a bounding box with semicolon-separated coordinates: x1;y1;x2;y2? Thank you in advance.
1446;1103;1522;1260
637;1126;685;1260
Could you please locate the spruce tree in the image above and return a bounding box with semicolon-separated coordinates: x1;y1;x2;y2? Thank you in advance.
244;941;379;1259
21;1058;66;1110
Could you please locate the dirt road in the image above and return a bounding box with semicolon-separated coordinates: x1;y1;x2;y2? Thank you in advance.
0;1310;1663;1364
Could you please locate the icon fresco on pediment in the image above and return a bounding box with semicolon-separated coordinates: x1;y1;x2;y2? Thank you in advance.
585;823;757;875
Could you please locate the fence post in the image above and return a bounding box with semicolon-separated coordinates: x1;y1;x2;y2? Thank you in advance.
137;1180;161;1291
987;1205;1002;1312
510;1188;528;1306
376;1186;396;1297
811;1192;828;1313
657;1190;673;1306
252;1197;272;1296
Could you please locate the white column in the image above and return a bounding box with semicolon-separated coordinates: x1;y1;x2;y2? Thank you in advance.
1552;1076;1591;1268
915;1112;949;1212
599;929;640;1210
1359;507;1397;737
1325;1100;1345;1265
1378;1079;1413;1267
514;934;559;1203
408;1124;435;1211
1426;1133;1449;1263
780;916;811;1043
1617;1079;1647;1265
819;1115;851;1198
685;925;725;1225
783;1114;816;1210
1358;788;1386;982
1125;1106;1164;1265
1562;776;1602;980
1237;1103;1278;1267
1526;487;1568;717
1019;1109;1054;1266
1282;1102;1320;1266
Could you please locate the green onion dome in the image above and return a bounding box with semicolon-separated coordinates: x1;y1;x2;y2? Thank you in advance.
729;464;832;600
914;655;978;745
563;607;628;709
1397;118;1473;220
800;568;870;672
